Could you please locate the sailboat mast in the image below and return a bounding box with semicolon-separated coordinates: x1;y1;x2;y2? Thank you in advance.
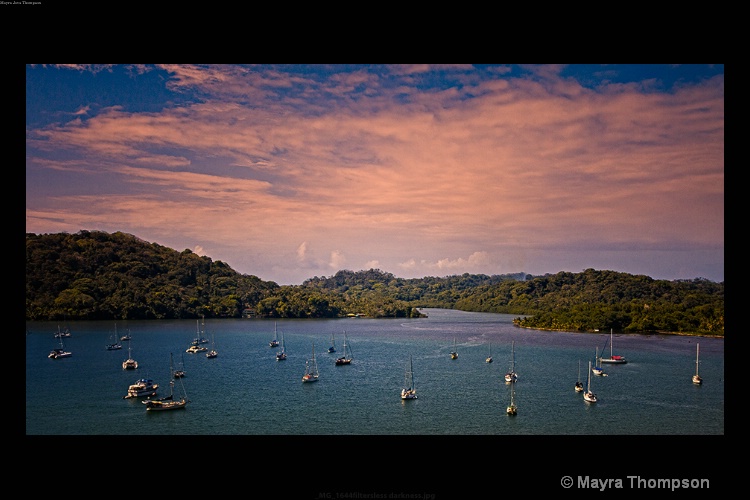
169;353;175;398
696;343;700;376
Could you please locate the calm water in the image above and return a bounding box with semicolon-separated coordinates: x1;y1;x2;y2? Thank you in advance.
26;308;724;436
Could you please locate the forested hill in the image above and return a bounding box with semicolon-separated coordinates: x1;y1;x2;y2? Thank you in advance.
26;231;724;335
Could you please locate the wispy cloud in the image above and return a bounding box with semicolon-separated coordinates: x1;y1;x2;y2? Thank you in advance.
26;64;724;284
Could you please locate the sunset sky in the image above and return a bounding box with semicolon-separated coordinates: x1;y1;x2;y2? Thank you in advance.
26;64;724;285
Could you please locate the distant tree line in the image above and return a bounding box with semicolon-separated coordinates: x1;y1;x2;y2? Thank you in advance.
26;231;724;335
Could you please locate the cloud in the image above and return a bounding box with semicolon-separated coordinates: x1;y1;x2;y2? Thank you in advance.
329;250;346;269
25;65;724;284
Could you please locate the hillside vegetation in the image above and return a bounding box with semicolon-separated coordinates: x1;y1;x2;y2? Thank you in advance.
26;231;724;336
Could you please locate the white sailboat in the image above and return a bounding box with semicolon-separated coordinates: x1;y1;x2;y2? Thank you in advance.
574;360;584;392
327;332;336;353
504;341;518;383
276;330;287;360
191;316;209;345
143;353;188;411
449;337;458;359
486;341;493;363
592;347;605;376
692;343;703;385
122;339;138;369
507;384;517;415
600;328;627;364
335;331;352;365
401;355;417;400
206;328;218;358
302;342;319;383
174;353;186;378
53;324;71;338
48;335;72;359
269;322;280;347
583;360;597;403
106;323;122;350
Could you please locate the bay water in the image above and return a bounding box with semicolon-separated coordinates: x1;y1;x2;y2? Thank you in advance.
26;308;723;436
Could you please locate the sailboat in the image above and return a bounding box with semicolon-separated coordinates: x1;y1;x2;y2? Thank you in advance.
48;335;72;359
120;328;132;341
174;353;186;378
574;360;584;392
185;319;207;353
401;355;417;400
191;316;209;345
504;341;518;383
507;384;517;415
600;328;627;364
206;329;218;358
486;342;493;363
583;360;598;403
122;339;138;369
269;322;280;347
327;333;336;353
302;342;319;383
276;330;287;360
449;337;458;359
106;323;123;350
143;353;188;411
53;324;71;338
592;347;605;376
692;343;703;385
335;331;352;365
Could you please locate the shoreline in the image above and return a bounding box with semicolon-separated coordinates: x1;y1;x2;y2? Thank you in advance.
514;325;724;339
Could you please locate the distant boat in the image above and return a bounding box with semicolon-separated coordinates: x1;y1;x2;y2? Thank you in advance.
583;360;597;403
486;342;493;363
186;344;207;354
600;329;627;364
302;343;319;383
106;323;123;350
692;343;703;385
120;328;132;341
335;331;352;365
191;316;209;346
449;337;458;360
174;353;186;378
327;333;336;353
124;378;158;399
206;326;217;358
574;360;584;393
592;347;605;377
53;324;71;338
504;341;518;383
401;355;417;400
507;383;517;415
143;353;188;411
276;330;287;361
122;339;138;369
48;335;72;359
269;322;280;348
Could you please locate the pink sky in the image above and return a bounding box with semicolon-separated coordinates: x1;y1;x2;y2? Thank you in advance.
26;64;724;284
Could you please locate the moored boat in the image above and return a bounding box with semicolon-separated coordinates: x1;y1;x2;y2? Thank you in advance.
124;378;158;399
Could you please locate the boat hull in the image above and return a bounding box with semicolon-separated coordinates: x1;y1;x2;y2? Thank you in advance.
401;390;417;400
145;399;187;411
